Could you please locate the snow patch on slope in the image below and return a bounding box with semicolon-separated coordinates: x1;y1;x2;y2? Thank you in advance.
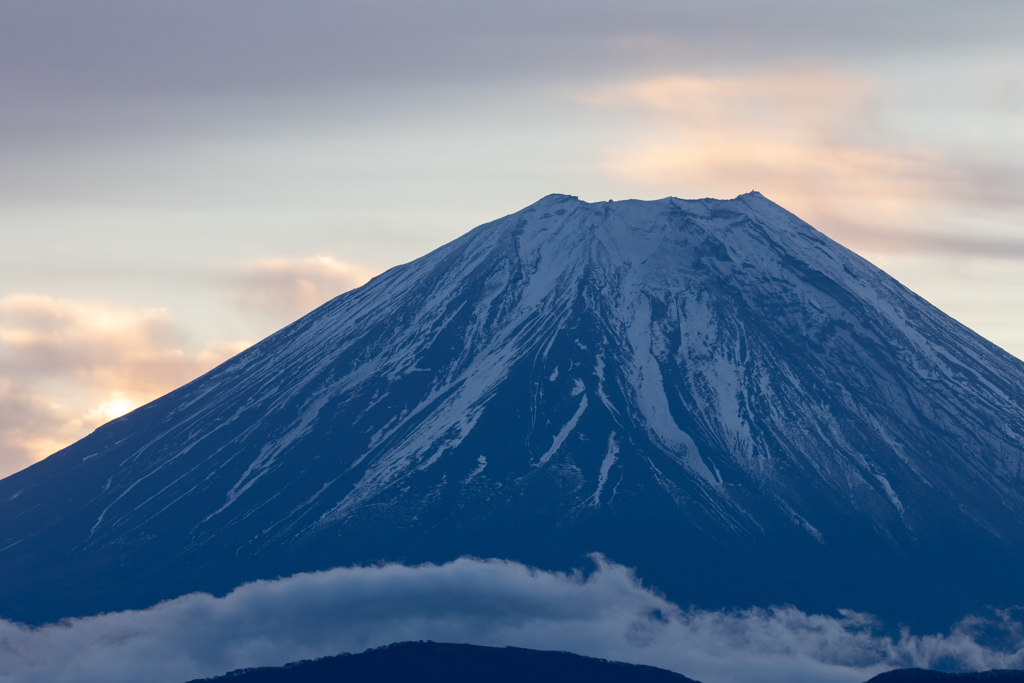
463;456;488;484
590;433;619;506
536;395;589;467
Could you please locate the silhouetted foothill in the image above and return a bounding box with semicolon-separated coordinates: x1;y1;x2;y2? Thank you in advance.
865;668;1024;683
185;641;699;683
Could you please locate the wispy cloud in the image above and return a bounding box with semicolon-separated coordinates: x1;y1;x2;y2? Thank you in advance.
0;295;246;478
233;256;375;322
0;382;69;477
584;71;1024;257
0;557;1021;683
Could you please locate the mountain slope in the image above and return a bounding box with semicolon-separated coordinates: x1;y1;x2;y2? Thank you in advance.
2;193;1023;628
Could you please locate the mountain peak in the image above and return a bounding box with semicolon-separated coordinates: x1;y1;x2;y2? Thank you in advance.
2;194;1023;631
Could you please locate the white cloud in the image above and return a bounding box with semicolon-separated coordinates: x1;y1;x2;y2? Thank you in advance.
233;256;375;322
0;381;68;476
0;557;1020;683
583;71;1024;258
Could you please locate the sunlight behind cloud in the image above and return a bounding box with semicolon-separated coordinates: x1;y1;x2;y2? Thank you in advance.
85;392;137;423
0;253;375;479
0;295;248;478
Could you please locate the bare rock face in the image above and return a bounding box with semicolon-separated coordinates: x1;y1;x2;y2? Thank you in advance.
2;193;1023;629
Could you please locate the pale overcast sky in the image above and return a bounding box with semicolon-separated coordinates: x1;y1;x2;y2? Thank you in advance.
1;0;1023;476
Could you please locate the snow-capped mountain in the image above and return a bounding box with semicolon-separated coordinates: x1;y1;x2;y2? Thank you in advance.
2;193;1023;629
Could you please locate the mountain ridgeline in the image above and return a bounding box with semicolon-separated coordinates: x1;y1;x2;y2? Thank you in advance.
2;193;1023;628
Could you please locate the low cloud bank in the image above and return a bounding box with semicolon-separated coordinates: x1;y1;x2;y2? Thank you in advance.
0;557;1021;683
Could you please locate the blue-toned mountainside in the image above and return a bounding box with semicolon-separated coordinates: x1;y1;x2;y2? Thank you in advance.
185;641;699;683
2;193;1024;628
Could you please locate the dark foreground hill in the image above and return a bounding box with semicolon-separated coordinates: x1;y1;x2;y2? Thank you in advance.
185;641;699;683
866;669;1024;682
183;644;1024;683
2;193;1024;629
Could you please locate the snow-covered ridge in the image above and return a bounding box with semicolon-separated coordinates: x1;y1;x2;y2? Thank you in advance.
97;190;1024;534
